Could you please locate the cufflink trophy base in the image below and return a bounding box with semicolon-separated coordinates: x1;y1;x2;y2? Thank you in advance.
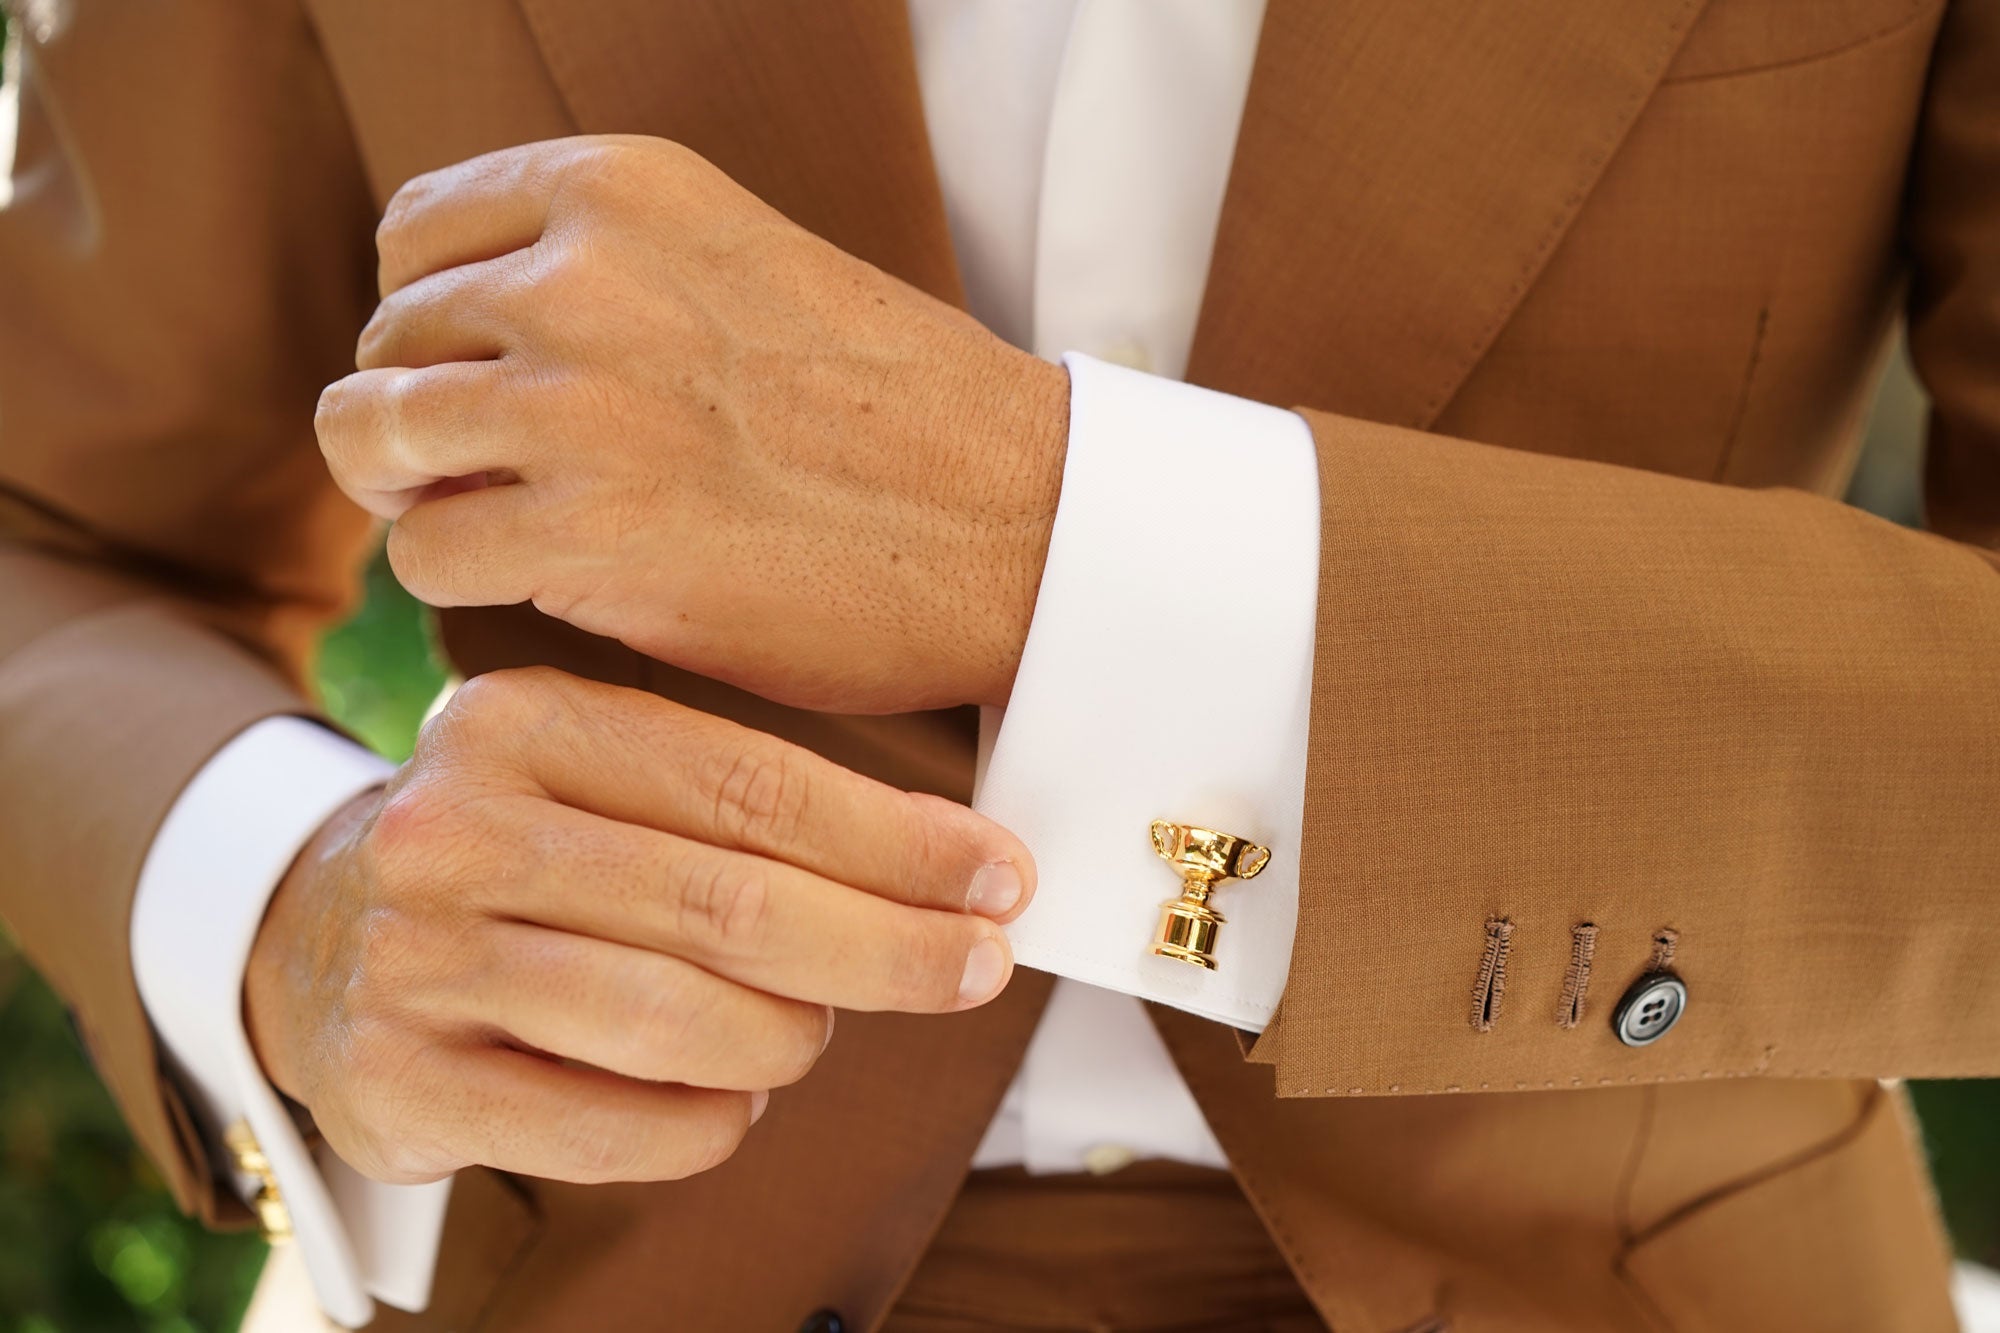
1150;820;1269;971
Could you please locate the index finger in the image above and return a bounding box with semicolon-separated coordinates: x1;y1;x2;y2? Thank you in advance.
375;139;581;297
441;669;1037;921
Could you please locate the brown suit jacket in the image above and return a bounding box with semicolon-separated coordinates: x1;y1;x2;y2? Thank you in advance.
2;0;1995;1329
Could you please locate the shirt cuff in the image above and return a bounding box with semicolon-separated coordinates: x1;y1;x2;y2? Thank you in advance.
975;352;1319;1032
129;716;449;1326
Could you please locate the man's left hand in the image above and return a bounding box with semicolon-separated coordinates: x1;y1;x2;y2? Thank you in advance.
317;135;1069;714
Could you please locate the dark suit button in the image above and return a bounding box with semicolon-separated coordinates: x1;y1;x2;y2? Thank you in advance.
798;1310;845;1333
1613;973;1687;1047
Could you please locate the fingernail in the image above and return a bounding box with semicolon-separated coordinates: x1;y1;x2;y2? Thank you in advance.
749;1090;771;1125
821;1007;836;1054
958;936;1008;1006
967;862;1023;917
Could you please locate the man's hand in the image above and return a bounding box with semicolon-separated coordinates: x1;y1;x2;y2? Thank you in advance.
243;667;1034;1186
316;135;1070;715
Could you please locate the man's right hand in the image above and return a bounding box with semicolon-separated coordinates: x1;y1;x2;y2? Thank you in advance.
243;667;1034;1186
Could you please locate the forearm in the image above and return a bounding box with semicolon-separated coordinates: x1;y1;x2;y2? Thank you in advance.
0;543;333;1218
1258;409;2000;1092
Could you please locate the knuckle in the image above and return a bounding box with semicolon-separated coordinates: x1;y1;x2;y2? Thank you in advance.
767;1009;829;1087
314;379;369;472
556;141;635;207
710;745;811;850
526;239;608;317
313;378;348;436
672;854;772;954
526;577;586;626
906;920;980;1011
409;699;468;767
377;366;431;438
569;1110;649;1182
650;137;702;173
383;516;443;601
428;712;494;771
365;782;487;908
424;667;583;773
341;1024;430;1125
364;1134;455;1186
446;668;552;736
623;969;708;1077
312;1016;463;1183
322;1105;445;1185
368;785;451;875
354;300;407;369
444;671;519;728
896;798;960;905
376;177;433;261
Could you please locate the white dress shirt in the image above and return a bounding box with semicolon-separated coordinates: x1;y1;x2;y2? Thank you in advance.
128;1;1320;1322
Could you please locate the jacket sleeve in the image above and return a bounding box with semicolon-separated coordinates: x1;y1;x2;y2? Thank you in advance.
1255;0;2000;1096
0;0;378;1221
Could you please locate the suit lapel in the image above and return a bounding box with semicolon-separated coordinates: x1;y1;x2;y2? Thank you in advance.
507;0;1708;432
1189;0;1709;429
509;0;963;305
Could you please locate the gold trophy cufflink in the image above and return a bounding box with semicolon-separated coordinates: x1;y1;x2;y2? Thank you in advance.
224;1120;293;1244
1149;820;1269;970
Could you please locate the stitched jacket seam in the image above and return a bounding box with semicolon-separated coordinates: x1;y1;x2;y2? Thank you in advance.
1659;0;1940;86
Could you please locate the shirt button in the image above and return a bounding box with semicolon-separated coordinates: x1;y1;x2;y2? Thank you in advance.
1082;1143;1138;1175
797;1309;844;1333
1613;974;1687;1047
1093;338;1153;373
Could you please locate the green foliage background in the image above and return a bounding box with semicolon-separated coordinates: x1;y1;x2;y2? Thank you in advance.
0;8;1992;1325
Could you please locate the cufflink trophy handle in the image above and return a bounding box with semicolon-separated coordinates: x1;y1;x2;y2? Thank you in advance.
1150;820;1269;970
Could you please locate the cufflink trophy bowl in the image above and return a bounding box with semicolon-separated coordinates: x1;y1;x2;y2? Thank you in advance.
1149;820;1269;970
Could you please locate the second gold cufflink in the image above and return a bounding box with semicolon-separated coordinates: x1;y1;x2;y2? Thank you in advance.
224;1119;293;1244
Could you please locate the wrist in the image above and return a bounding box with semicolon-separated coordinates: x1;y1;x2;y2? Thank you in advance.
961;351;1069;707
244;786;382;1104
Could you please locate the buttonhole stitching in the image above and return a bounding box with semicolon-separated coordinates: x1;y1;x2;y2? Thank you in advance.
1469;917;1513;1033
1648;927;1679;974
1557;922;1599;1029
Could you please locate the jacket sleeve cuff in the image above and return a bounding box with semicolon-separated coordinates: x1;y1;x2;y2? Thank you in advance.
129;716;449;1326
976;352;1320;1032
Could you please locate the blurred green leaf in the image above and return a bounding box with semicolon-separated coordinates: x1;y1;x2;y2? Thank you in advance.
0;937;266;1333
1912;1079;2000;1265
313;545;450;761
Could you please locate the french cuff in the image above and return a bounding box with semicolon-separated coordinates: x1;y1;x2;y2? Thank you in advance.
129;716;448;1327
975;352;1319;1032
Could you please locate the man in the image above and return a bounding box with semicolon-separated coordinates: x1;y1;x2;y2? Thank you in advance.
2;0;1996;1329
